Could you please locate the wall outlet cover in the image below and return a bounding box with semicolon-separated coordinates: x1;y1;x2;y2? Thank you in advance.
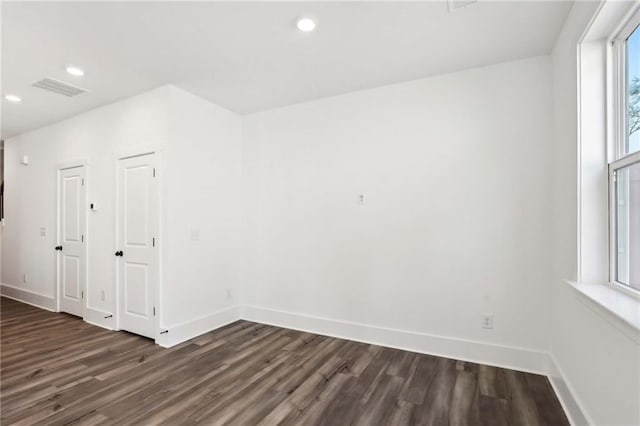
482;313;494;329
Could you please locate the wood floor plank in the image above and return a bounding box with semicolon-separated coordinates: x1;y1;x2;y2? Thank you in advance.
413;357;457;425
449;369;480;426
399;354;437;405
0;297;569;426
524;371;570;425
479;394;509;426
355;374;405;426
388;400;416;425
506;370;543;426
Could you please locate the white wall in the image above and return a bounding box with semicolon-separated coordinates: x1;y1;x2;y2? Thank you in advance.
1;142;4;283
550;2;640;425
3;17;638;421
242;56;555;366
162;86;243;329
1;85;245;341
2;87;170;316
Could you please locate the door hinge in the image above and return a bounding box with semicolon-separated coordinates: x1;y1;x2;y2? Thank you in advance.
82;178;85;186
613;171;617;183
81;290;84;299
152;237;155;247
153;306;156;316
81;234;84;243
153;168;156;178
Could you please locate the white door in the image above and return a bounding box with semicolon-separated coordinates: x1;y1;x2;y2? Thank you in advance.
117;153;158;339
58;166;87;317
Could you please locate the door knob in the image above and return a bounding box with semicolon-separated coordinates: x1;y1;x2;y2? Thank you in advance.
115;250;123;257
55;245;63;251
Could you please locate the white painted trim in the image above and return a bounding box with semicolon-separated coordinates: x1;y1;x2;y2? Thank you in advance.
547;353;594;426
564;280;640;342
576;38;584;283
84;307;116;331
241;305;550;375
578;0;640;293
1;284;56;311
114;145;162;162
57;159;88;171
608;152;640;297
156;305;241;348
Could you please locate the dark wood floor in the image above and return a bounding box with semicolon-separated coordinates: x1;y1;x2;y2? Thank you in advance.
0;297;568;425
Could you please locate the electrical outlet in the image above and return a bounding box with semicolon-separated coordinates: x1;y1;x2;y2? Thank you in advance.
481;313;494;329
190;229;200;241
40;227;47;237
227;289;232;299
101;290;106;301
23;273;28;283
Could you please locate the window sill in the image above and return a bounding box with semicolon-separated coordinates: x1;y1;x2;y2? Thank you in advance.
564;280;640;338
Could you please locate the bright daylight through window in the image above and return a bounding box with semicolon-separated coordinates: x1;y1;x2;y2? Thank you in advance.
610;17;640;292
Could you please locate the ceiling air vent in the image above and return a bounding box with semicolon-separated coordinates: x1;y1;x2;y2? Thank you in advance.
32;77;87;97
448;0;477;12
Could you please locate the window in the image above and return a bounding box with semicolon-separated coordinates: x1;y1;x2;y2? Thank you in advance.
609;11;640;293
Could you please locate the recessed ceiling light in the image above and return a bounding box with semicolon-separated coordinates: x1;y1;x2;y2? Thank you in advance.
66;66;85;77
5;94;22;103
296;17;316;32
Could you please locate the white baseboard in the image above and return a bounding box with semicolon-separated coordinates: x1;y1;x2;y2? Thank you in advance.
547;354;592;426
1;284;56;311
156;305;241;348
241;305;550;375
84;307;116;330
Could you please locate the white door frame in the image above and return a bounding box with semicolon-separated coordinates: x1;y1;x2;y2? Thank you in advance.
55;160;89;315
114;148;162;342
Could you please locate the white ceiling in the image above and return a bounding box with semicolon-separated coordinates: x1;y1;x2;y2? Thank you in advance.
1;1;573;139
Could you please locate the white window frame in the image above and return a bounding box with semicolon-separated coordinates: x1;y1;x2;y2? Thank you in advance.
608;7;640;298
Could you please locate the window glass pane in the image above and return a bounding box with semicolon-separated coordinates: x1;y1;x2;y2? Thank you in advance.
627;25;640;156
615;160;640;291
